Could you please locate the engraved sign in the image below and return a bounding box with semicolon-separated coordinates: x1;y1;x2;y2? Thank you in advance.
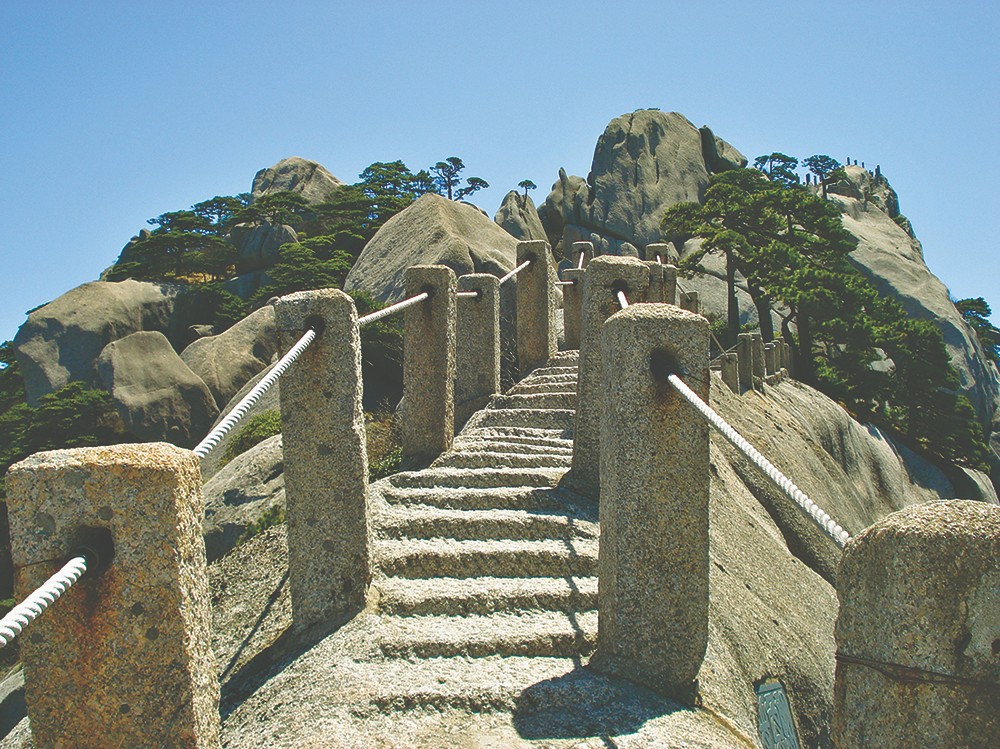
756;680;801;749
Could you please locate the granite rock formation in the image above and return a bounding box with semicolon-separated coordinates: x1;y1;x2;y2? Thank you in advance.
250;156;343;205
494;191;547;242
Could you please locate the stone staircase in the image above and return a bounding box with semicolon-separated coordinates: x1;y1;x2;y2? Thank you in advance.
365;350;602;706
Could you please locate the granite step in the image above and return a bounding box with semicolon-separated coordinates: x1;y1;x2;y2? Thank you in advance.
375;575;599;617
373;538;599;579
377;505;598;542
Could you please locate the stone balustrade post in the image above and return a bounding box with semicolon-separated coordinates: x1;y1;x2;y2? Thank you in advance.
643;261;666;303
642;242;677;265
516;240;557;376
402;265;457;461
561;268;585;350
276;289;370;627
834;501;1000;748
751;333;765;388
680;289;700;314
570;240;595;269
721;352;739;394
764;342;776;378
737;332;753;391
662;264;678;305
572;256;650;495
5;443;221;748
456;273;500;430
594;303;710;697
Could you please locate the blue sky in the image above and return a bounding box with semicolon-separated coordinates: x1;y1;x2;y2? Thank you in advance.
2;1;997;341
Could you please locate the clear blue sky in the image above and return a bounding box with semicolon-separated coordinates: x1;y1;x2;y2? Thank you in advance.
2;1;997;342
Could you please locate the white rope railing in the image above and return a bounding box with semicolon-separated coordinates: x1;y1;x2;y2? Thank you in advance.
499;259;531;285
193;328;317;459
577;252;586;270
456;290;480;299
616;289;630;309
667;373;851;547
357;291;430;326
555;279;576;286
0;555;88;648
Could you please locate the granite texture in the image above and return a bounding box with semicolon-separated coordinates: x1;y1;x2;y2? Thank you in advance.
641;242;679;265
751;332;765;385
561;269;584;350
571;256;650;495
515;241;557;376
456;274;500;430
643;261;666;303
833;500;1000;748
402;265;457;461
593;304;710;697
721;353;739;394
4;443;220;748
662;264;678;306
569;241;594;268
737;333;753;390
276;289;370;627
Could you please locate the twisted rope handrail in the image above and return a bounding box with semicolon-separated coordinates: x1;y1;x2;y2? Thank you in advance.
357;291;430;326
193;328;317;459
615;287;849;547
499;259;531;285
0;555;88;648
667;373;850;547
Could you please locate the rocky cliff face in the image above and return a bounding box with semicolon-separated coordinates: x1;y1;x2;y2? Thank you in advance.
250;156;343;204
538;110;746;258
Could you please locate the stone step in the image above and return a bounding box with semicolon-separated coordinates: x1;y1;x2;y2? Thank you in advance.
352;655;671;720
525;365;578;378
518;373;578;387
367;610;598;659
491;393;577;410
377;505;598;542
432;450;572;470
550;350;580;364
476;408;575;430
375;575;599;616
388;467;564;490
373;538;599;579
508;382;578;396
380;485;571;512
456;427;573;449
450;439;573;456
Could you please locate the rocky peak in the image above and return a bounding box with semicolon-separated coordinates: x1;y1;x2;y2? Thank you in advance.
251;157;343;204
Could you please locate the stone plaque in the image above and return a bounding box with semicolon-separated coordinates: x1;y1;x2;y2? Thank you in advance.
756;680;800;749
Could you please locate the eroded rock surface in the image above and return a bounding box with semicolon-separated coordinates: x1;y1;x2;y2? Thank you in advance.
97;331;219;447
495;191;547;242
251;156;343;204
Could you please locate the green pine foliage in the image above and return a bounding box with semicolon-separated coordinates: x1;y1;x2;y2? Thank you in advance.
222;410;282;465
663;162;990;470
956;297;1000;366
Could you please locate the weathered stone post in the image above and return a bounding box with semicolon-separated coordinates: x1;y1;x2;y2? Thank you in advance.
516;240;557;375
737;332;753;390
721;352;739;394
751;332;765;387
456;273;500;430
680;289;700;314
570;240;595;269
277;289;369;627
643;261;666;303
643;242;677;265
402;265;457;461
572;256;649;496
5;443;220;748
561;268;585;349
595;304;710;697
764;342;776;378
662;264;678;305
834;501;1000;748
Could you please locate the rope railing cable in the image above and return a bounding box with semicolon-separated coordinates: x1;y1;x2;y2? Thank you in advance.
555;279;576;286
0;554;88;648
357;291;430;326
499;259;532;285
665;372;851;548
616;289;630;309
577;252;586;270
456;290;480;299
193;327;317;459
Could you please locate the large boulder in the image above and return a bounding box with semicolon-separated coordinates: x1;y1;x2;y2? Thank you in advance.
97;331;219;447
344;193;519;303
829;166;1000;431
13;280;182;405
202;434;284;562
539;110;745;257
494;191;547;242
230;222;298;274
180;304;279;409
251;157;343;205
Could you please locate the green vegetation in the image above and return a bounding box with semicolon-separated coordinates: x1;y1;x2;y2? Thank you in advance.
236;504;285;546
0;346;126;500
518;179;537;198
662;163;989;470
222;410;282;465
956;297;1000;366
